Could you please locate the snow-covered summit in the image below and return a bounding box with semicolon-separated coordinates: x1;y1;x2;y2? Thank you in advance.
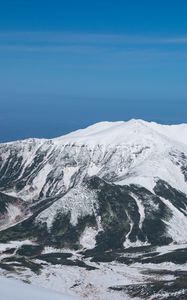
54;119;187;147
1;119;187;201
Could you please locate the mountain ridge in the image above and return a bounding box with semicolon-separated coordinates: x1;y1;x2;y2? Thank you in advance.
1;119;187;300
2;119;187;146
0;119;187;250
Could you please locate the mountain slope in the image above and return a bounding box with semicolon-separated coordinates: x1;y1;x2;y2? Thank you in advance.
0;277;82;300
0;119;187;249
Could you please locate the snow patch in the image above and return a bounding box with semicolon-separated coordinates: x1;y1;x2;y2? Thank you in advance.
36;186;98;229
0;277;82;300
80;227;97;249
161;197;187;243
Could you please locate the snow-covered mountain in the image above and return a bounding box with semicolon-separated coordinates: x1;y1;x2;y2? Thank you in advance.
1;119;187;300
0;119;187;249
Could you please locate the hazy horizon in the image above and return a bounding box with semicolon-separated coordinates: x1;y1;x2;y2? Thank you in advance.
1;93;187;142
1;0;187;142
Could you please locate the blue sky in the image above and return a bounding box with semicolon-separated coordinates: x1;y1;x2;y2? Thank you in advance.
0;0;187;141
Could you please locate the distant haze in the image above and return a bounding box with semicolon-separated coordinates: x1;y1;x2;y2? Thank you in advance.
1;93;187;142
0;1;187;142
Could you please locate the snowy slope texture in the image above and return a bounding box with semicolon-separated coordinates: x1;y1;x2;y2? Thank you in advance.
0;119;187;249
0;277;82;300
0;192;30;230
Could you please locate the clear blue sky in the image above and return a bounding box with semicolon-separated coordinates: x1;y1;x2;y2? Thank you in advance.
0;0;187;141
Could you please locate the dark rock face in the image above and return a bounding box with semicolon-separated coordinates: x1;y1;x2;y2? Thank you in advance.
0;176;186;252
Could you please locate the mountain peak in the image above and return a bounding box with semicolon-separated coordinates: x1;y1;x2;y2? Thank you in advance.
1;119;187;201
54;119;187;147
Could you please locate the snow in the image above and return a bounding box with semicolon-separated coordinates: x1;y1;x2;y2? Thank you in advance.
1;120;187;299
1;119;187;201
63;166;79;189
6;204;21;222
115;142;187;194
0;240;35;254
160;197;187;243
55;119;187;147
0;240;35;260
1;119;187;243
79;226;97;249
7;261;142;300
1;241;187;300
156;243;187;256
36;186;99;229
0;203;24;231
130;193;145;229
123;239;150;248
87;163;101;177
0;277;82;300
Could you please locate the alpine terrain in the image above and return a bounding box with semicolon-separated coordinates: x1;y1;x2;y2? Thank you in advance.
0;119;187;300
